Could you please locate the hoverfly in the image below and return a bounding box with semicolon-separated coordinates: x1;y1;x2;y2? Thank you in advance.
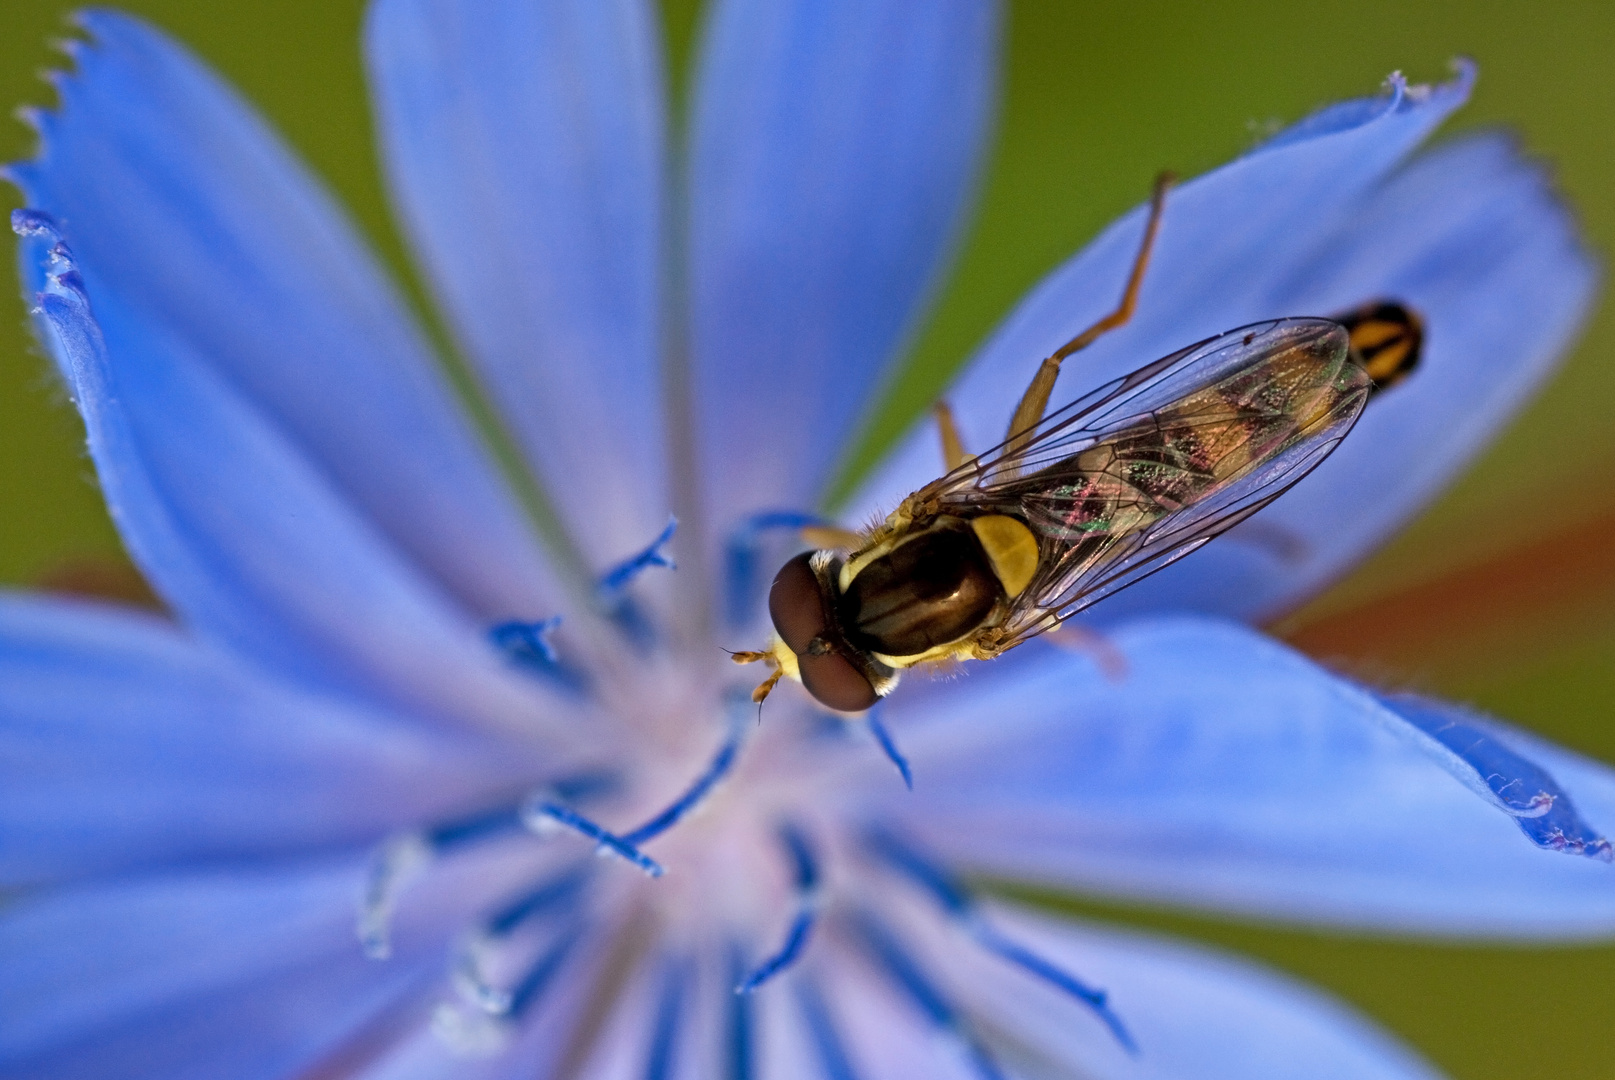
737;176;1424;712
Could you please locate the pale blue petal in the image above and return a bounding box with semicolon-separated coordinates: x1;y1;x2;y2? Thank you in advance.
1088;133;1600;624
910;901;1444;1079
5;10;561;619
0;842;555;1075
0;592;540;887
849;68;1477;547
365;0;670;567
0;860;365;1069
13;214;578;738
689;0;999;535
878;617;1615;937
0;952;430;1080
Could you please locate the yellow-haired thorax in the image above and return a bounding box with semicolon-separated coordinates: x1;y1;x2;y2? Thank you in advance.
872;637;981;671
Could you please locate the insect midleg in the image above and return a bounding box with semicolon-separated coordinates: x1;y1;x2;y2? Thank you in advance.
1003;171;1175;454
932;399;971;471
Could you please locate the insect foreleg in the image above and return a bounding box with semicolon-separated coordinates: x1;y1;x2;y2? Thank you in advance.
1004;171;1174;454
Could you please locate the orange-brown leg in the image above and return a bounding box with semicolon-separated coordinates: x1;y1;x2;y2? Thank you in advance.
1047;623;1130;682
750;667;784;703
933;399;971;472
731;650;785;703
1004;172;1175;453
800;525;866;551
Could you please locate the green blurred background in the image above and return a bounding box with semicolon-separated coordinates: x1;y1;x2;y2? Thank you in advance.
3;0;1614;1075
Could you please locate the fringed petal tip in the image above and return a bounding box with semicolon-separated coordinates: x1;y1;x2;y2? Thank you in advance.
1259;58;1475;153
13;205;65;249
16;5;582;649
847;58;1478;539
887;617;1615;937
11;208;86;313
1382;693;1614;862
13;206;60;240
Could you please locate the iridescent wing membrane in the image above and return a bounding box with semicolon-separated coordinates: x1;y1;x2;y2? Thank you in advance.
925;318;1372;647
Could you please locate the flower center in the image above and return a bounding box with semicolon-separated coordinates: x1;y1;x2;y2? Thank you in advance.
352;517;1134;1068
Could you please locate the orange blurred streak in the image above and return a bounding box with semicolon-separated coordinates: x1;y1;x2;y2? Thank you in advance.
33;556;164;611
1280;505;1615;678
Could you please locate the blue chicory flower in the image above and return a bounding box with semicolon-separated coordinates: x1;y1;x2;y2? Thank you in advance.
3;3;1613;1078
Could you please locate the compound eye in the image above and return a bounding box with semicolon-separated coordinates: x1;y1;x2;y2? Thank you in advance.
769;552;826;654
799;648;879;713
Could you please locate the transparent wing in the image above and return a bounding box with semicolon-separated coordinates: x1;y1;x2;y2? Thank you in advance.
923;318;1372;648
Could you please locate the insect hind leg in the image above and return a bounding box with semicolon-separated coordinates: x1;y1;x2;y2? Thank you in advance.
932;399;972;472
1004;171;1174;453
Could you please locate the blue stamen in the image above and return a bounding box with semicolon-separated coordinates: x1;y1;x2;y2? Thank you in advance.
729;945;756;1080
595;518;678;648
723;510;825;628
864;710;914;790
780;821;820;891
427;804;525;850
863;827;970;914
508;926;584;1017
550;769;623;804
358;805;551;959
738;824;822;993
645;958;691;1080
622;695;750;846
851;911;1005;1080
863;827;1135;1052
599;517;679;595
738;910;816;994
517;700;747;881
490;617;589;692
972;925;1137;1054
794;978;864;1080
486;865;591;937
454;870;590;1014
490;616;562;664
523;799;665;878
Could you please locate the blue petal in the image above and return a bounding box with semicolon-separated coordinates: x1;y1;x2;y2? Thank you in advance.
1086;133;1601;624
365;0;671;567
0;592;539;887
689;0;999;535
849;68;1480;551
1385;693;1612;859
0;840;560;1074
878;617;1615;937
13;214;577;736
4;10;562;620
0;860;365;1069
0;951;430;1080
897;899;1444;1079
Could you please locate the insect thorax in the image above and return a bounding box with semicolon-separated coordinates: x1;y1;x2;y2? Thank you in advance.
839;522;1004;658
